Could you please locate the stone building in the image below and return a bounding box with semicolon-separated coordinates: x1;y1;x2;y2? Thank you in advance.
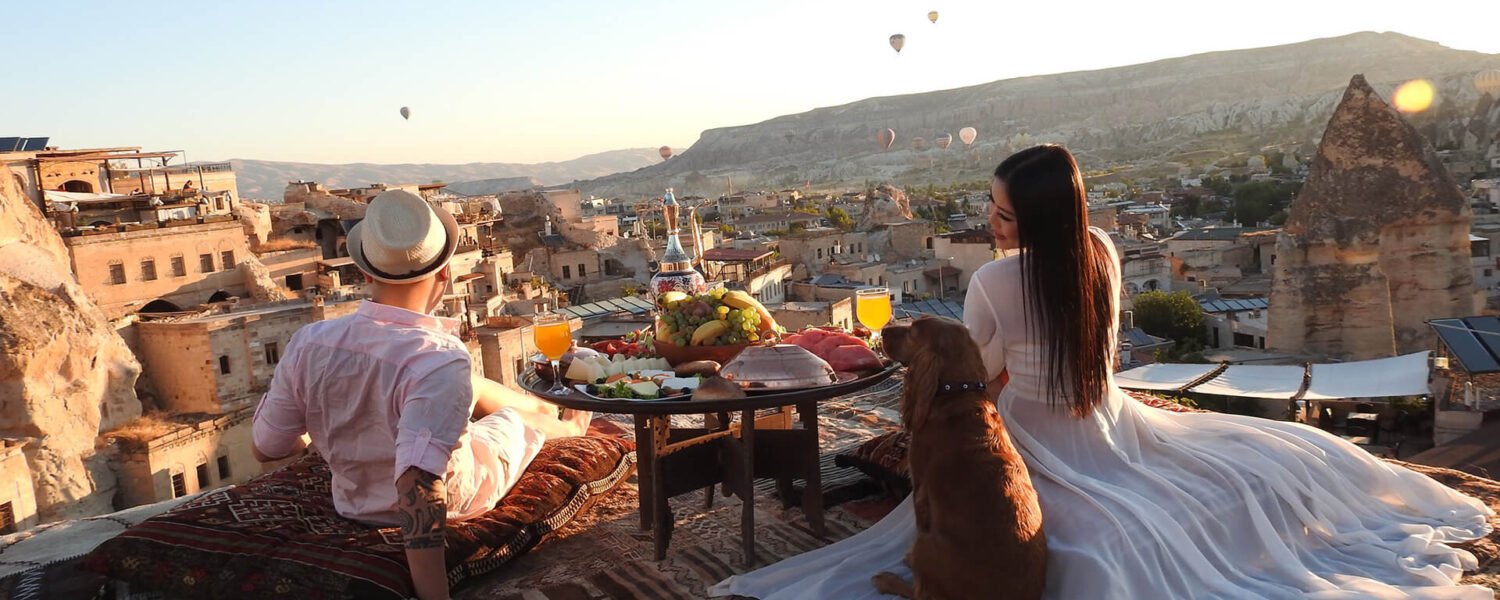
135;299;360;414
771;299;854;332
930;229;997;296
109;409;262;508
701;247;792;304
732;212;822;235
62;218;255;317
1270;76;1475;360
0;440;37;534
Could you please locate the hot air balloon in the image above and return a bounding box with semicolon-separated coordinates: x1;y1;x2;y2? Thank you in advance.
659;146;673;161
936;133;953;150
876;128;896;151
889;34;905;54
1477;70;1500;97
927;11;939;24
958;126;978;146
399;106;411;120
911;137;927;151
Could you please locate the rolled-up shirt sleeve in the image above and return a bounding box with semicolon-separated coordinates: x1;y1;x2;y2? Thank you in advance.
393;355;473;482
252;333;308;459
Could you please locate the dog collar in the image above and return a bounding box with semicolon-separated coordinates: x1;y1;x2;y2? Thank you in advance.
936;381;986;395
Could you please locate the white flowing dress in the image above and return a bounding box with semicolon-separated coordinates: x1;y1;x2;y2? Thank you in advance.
712;229;1494;599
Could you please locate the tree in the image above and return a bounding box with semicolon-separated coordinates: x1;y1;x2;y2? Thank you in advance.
1131;290;1204;344
826;207;855;231
1201;176;1232;196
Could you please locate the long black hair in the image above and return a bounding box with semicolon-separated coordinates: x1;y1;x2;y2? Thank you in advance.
994;145;1113;418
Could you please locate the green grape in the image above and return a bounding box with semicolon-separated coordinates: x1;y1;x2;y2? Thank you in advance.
747;332;760;342
742;322;754;331
728;309;743;320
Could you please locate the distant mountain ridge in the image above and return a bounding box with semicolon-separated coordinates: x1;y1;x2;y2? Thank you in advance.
574;32;1500;197
230;148;659;200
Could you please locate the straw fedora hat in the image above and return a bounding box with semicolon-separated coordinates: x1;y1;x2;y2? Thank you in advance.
346;190;458;284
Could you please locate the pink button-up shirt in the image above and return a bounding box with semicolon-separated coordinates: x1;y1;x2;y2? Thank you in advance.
252;301;530;525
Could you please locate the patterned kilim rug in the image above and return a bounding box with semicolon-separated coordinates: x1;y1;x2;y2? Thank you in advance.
453;377;907;600
5;375;1498;599
453;377;1500;600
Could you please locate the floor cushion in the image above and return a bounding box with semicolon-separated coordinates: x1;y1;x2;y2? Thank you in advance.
84;432;634;600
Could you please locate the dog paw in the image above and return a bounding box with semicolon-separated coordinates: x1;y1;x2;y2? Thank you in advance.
871;572;915;598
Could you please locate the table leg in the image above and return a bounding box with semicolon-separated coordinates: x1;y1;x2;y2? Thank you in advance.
634;415;653;530
740;408;757;566
799;401;826;538
649;416;674;560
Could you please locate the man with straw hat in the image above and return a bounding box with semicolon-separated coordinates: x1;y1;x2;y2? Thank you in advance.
251;190;589;600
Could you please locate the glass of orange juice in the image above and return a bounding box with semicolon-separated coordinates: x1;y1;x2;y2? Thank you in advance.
856;287;892;347
533;312;573;394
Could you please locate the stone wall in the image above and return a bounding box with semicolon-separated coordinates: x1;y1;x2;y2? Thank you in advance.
0;165;141;524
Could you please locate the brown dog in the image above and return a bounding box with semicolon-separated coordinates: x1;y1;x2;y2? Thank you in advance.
872;316;1047;599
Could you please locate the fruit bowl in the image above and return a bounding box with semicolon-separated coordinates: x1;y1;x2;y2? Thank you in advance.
654;338;750;366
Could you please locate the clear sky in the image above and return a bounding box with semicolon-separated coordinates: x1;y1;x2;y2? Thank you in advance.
7;0;1495;165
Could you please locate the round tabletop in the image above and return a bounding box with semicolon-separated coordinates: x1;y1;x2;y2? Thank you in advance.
521;361;901;415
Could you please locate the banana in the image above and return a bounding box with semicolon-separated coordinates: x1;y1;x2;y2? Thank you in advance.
658;291;689;309
690;320;730;346
722;290;778;331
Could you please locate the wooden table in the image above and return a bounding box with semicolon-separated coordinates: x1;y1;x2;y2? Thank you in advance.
522;363;899;564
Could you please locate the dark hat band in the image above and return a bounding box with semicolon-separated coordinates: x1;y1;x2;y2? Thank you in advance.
358;227;453;281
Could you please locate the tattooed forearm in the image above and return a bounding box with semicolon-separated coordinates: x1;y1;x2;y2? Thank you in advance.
397;468;446;550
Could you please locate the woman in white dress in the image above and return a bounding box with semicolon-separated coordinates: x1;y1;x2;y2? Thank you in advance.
713;145;1494;599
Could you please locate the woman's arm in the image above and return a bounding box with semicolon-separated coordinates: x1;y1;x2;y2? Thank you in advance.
963;269;1008;382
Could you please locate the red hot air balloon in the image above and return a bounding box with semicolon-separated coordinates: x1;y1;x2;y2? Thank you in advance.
936;133;953;150
659;146;673;161
876;128;896;151
958;126;978;146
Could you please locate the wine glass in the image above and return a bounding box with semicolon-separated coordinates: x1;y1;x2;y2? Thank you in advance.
533;312;572;395
855;287;892;347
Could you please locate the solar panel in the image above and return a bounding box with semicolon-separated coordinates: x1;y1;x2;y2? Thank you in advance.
20;137;48;151
1463;317;1500;365
1431;319;1500;373
0;138;20;152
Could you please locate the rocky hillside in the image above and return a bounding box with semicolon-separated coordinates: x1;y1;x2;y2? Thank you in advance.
230;148;660;200
0;171;142;524
577;32;1500;197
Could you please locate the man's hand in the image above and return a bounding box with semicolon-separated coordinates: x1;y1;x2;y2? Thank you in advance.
397;467;448;600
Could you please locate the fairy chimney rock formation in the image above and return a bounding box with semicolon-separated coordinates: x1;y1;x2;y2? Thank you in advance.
0;173;142;522
1268;74;1473;360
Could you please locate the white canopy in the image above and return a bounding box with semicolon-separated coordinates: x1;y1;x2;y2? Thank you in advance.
1118;352;1431;401
43;190;124;203
1114;363;1219;391
1302;352;1430;400
1188;365;1305;399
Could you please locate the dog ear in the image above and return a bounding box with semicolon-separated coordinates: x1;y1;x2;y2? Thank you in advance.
901;335;941;433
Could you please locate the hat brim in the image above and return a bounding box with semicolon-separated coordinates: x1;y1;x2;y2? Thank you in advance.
346;205;460;284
